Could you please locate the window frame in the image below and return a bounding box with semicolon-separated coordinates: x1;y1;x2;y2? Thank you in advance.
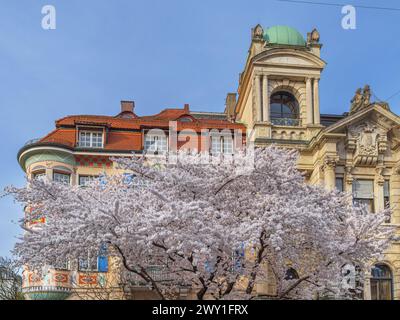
370;264;393;300
78;175;99;187
53;171;71;185
144;133;168;154
32;170;46;180
78;130;104;148
352;179;375;213
270;91;300;125
210;135;234;155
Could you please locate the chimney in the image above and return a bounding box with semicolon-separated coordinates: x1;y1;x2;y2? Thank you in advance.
225;93;237;122
121;100;135;113
184;103;190;113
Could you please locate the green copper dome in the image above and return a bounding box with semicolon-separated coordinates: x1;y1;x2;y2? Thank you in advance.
263;25;306;46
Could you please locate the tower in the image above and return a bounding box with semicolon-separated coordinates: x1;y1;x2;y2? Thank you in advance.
234;25;326;144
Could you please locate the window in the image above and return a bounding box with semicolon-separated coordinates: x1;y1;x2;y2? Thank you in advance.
79;245;108;272
144;134;168;153
270;92;300;126
53;172;70;184
54;259;70;271
211;136;233;155
384;181;390;209
78;175;98;186
384;181;391;223
178;117;193;122
371;264;393;300
78;131;103;148
284;268;299;281
352;180;374;213
78;254;98;272
32;171;46;180
335;178;344;192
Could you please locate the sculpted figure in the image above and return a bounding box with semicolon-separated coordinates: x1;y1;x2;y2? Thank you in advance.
363;85;371;106
311;28;320;43
350;88;363;113
253;24;263;40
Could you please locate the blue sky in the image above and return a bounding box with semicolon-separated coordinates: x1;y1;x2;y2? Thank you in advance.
0;0;400;257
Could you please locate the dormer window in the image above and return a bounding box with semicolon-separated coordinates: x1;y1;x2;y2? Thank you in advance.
78;131;103;148
178;116;193;122
144;134;168;153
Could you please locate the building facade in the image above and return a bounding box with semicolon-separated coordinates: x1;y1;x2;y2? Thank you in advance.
18;25;400;300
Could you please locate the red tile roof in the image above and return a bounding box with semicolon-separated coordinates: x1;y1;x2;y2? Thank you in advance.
36;107;246;152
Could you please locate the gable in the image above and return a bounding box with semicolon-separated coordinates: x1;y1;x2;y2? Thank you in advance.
324;104;400;135
253;48;326;69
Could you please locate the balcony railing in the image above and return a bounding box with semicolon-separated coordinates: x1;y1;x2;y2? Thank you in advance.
127;265;177;286
271;118;301;126
24;138;41;146
23;138;74;148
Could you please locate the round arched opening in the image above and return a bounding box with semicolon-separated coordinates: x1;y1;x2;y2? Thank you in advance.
270;91;300;126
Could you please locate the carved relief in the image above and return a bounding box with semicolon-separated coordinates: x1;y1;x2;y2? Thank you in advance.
347;121;387;166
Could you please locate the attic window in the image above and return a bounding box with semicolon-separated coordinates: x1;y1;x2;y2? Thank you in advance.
178;116;193;122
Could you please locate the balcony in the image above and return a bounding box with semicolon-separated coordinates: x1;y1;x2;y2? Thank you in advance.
271;118;301;126
23;138;74;148
127;265;178;287
23;285;72;300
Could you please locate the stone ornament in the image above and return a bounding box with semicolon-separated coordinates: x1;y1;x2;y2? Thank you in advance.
347;121;388;166
307;28;320;44
252;24;264;40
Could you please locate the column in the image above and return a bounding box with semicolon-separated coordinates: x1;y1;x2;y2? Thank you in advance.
45;166;53;181
255;75;262;122
324;159;336;191
262;75;269;122
306;78;313;125
313;78;320;125
390;169;400;224
374;169;385;214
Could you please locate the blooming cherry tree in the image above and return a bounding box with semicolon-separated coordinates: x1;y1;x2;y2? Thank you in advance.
5;146;396;300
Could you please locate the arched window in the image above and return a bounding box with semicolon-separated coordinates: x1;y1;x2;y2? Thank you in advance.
270;92;300;126
371;264;393;300
284;268;299;280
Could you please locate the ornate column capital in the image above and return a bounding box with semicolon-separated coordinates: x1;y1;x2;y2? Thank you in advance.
323;156;339;170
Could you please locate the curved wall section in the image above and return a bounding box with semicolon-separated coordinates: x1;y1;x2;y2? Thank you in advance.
19;147;76;172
